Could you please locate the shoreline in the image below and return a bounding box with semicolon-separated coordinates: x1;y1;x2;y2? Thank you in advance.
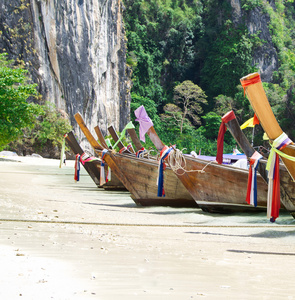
0;156;295;299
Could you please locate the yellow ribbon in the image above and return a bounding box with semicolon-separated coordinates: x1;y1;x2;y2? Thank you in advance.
266;132;295;171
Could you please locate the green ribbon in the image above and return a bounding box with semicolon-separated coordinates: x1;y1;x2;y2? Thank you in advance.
112;121;135;149
105;138;112;148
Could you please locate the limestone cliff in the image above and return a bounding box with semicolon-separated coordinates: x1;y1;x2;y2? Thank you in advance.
230;0;278;82
0;0;131;150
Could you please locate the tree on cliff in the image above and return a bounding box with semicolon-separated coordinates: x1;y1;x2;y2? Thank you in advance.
172;80;207;134
0;53;41;148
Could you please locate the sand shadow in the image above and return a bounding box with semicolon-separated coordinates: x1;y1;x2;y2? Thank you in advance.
186;229;295;239
227;249;295;256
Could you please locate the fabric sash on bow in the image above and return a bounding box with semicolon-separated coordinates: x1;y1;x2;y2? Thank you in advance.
74;154;81;181
246;151;263;207
266;132;292;222
241;73;261;96
100;149;109;185
216;111;236;164
157;146;173;197
136;147;146;158
79;152;99;165
112;122;135;149
119;147;127;154
240;113;260;129
134;105;154;142
74;152;99;182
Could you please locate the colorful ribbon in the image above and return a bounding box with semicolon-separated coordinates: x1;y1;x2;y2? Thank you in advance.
266;132;292;222
246;151;263;207
74;154;81;181
241;73;261;95
157;146;173;197
240;113;260;129
112;122;135;149
136;147;146;158
216;110;236;164
100;149;109;185
119;147;127;154
105;138;112;148
74;152;99;182
79;152;99;165
134;105;154;142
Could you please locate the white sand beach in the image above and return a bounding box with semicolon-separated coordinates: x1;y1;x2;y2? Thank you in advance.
1;155;295;299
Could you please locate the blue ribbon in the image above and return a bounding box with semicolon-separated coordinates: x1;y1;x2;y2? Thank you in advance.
157;147;173;197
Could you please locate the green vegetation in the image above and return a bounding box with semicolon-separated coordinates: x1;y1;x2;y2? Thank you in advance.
0;53;41;147
0;53;72;155
124;0;295;155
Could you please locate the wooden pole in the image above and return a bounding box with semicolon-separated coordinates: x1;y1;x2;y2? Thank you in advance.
74;113;103;152
127;128;143;151
146;126;165;151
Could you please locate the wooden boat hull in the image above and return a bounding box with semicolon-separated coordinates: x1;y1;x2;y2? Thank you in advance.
74;112;198;208
173;156;269;213
65;131;126;191
143;123;267;213
101;151;198;208
224;112;294;216
65;131;101;186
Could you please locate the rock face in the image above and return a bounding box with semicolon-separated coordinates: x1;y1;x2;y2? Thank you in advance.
230;0;278;82
0;0;131;150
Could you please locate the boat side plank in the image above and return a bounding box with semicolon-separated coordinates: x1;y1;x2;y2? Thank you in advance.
127;128;143;151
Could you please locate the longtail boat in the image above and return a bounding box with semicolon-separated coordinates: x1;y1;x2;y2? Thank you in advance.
65;131;126;191
240;73;295;219
74;113;198;208
240;73;295;179
65;131;101;186
134;105;269;213
220;111;294;217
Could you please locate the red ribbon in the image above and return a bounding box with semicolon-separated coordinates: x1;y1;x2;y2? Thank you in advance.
253;113;260;125
119;147;127;154
246;164;253;205
241;74;261;96
271;154;281;222
216;111;236;164
74;154;80;181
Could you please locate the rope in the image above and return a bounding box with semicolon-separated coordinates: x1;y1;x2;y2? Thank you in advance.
167;148;212;175
0;218;292;228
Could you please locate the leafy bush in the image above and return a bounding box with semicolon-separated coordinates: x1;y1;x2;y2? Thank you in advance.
7;102;72;157
0;53;42;148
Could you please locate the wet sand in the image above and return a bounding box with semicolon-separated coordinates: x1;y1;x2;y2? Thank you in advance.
1;156;295;299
